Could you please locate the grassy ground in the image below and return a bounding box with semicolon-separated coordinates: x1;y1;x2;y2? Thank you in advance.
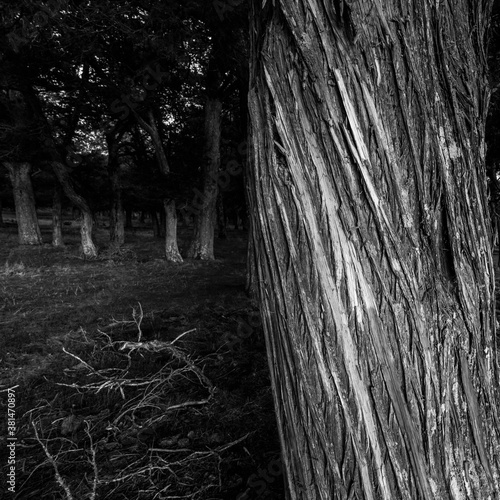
0;217;284;499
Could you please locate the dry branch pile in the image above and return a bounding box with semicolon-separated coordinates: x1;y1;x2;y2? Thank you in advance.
11;314;256;499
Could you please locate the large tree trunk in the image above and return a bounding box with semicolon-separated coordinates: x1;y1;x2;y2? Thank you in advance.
248;1;500;499
187;95;222;259
164;199;183;263
4;162;42;245
51;161;97;257
52;182;64;247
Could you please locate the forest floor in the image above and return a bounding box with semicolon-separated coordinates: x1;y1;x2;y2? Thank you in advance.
0;214;283;500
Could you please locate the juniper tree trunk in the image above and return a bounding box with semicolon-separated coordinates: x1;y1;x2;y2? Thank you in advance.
52;182;64;247
5;162;42;245
248;1;500;499
164;199;183;262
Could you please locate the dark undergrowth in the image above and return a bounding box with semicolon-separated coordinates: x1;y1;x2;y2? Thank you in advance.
0;215;284;499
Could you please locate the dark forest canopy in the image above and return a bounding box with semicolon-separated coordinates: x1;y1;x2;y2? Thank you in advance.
0;0;248;256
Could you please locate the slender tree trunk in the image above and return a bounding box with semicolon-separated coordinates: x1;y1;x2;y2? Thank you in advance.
51;161;97;257
164;199;183;263
79;211;96;257
248;1;500;499
109;176;125;248
52;182;64;247
4;162;42;245
134;108;170;175
187;90;222;259
107;135;125;248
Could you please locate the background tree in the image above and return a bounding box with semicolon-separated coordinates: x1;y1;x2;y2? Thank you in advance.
187;4;248;259
187;49;223;259
0;73;45;245
51;182;63;247
105;126;127;248
248;0;500;498
0;3;100;254
4;161;42;245
0;0;248;259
